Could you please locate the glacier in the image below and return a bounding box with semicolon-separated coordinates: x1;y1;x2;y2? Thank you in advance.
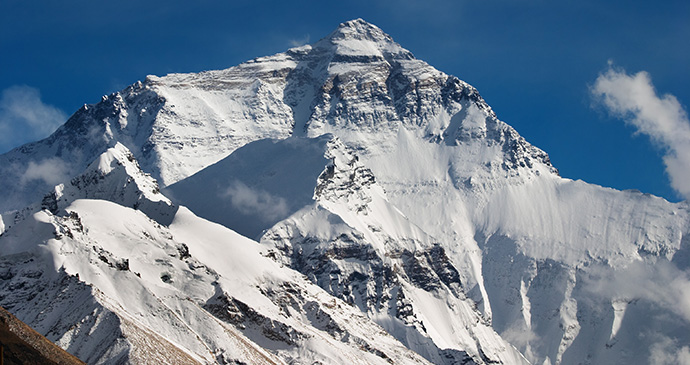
1;18;689;364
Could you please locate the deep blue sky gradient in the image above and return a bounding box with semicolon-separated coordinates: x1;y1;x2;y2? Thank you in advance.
1;0;688;201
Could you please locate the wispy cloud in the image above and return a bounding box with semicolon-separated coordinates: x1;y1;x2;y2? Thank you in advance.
591;64;690;200
288;34;310;48
649;335;690;365
0;85;67;150
20;157;71;186
221;180;289;221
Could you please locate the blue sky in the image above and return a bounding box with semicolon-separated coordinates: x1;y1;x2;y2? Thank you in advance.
1;0;689;202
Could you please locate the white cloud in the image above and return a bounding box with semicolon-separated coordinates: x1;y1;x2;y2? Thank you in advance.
500;322;538;360
585;260;690;323
649;335;690;365
221;180;289;221
582;260;690;363
0;85;67;148
20;157;71;186
591;65;690;200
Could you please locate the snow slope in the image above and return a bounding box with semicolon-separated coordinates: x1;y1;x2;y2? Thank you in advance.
0;147;432;364
168;134;528;364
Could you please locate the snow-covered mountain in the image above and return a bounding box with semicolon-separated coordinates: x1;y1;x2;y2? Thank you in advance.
1;19;689;364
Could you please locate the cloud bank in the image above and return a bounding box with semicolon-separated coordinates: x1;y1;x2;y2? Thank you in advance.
591;66;690;200
0;85;66;151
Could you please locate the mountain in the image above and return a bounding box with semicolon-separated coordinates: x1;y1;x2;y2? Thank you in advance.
1;18;689;364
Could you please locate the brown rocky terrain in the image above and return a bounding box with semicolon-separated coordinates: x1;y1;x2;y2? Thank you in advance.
0;306;84;365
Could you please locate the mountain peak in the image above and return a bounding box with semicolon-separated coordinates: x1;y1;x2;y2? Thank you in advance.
339;18;371;27
332;18;387;40
315;18;412;60
42;142;176;225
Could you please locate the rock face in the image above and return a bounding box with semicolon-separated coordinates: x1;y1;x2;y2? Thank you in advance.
1;18;690;365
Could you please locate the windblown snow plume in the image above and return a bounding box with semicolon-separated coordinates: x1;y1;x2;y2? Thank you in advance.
592;65;690;200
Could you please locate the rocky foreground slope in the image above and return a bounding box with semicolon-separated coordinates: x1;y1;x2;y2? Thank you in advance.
1;306;85;365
